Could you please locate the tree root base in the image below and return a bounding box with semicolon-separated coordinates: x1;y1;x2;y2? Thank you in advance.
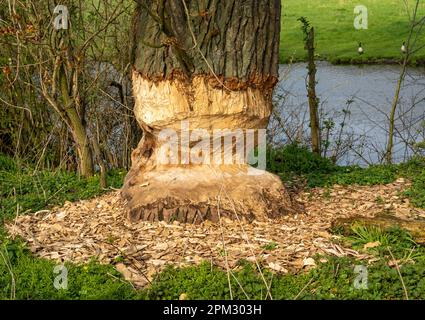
121;166;297;224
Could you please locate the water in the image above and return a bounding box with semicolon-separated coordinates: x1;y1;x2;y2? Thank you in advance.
274;62;425;165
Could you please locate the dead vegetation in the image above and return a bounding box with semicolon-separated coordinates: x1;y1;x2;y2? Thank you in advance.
6;178;425;287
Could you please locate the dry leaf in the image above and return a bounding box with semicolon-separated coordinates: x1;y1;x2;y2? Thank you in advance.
5;179;420;287
363;241;381;250
116;263;132;280
153;243;168;251
268;262;288;273
303;257;316;267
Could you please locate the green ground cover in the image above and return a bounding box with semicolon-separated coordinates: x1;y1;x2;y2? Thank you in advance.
1;149;425;300
280;0;425;64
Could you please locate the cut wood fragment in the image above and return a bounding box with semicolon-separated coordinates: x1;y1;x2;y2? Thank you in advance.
5;179;424;287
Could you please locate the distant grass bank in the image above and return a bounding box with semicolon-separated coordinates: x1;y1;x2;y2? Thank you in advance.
280;0;425;64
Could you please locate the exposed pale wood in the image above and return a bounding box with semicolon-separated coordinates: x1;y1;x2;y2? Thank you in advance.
123;0;289;223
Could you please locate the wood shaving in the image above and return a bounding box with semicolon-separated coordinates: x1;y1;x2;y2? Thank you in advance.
6;178;424;287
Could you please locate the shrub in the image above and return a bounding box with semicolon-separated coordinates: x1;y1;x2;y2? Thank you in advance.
267;144;337;180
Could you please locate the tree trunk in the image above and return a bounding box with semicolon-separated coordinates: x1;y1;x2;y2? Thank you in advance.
122;0;295;223
306;27;321;155
60;70;94;178
68;110;94;178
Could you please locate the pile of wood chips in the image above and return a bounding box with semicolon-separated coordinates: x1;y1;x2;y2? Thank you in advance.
6;178;425;287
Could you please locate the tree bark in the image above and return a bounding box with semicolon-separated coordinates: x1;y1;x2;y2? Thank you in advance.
122;0;295;223
306;27;321;155
60;69;94;178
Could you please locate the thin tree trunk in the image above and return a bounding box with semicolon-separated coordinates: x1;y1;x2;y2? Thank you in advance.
306;27;321;155
60;70;94;177
385;0;421;164
385;63;407;164
91;136;107;189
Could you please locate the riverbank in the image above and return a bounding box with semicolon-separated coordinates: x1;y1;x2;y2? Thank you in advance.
276;62;425;166
280;0;425;65
286;57;425;67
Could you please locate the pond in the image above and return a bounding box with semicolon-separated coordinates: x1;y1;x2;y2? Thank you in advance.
274;62;425;165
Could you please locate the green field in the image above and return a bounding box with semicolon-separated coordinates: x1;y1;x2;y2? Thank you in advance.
280;0;425;64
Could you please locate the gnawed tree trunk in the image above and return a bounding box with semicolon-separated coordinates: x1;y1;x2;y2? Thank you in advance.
122;0;295;223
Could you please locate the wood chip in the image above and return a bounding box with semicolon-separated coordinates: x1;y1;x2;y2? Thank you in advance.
5;179;423;287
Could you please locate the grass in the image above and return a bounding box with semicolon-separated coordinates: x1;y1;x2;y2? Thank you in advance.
122;225;425;300
402;157;425;208
0;155;137;300
0;154;126;222
2;1;425;300
348;224;392;249
1;150;425;299
2;226;425;300
280;0;425;64
267;144;425;207
0;241;140;300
